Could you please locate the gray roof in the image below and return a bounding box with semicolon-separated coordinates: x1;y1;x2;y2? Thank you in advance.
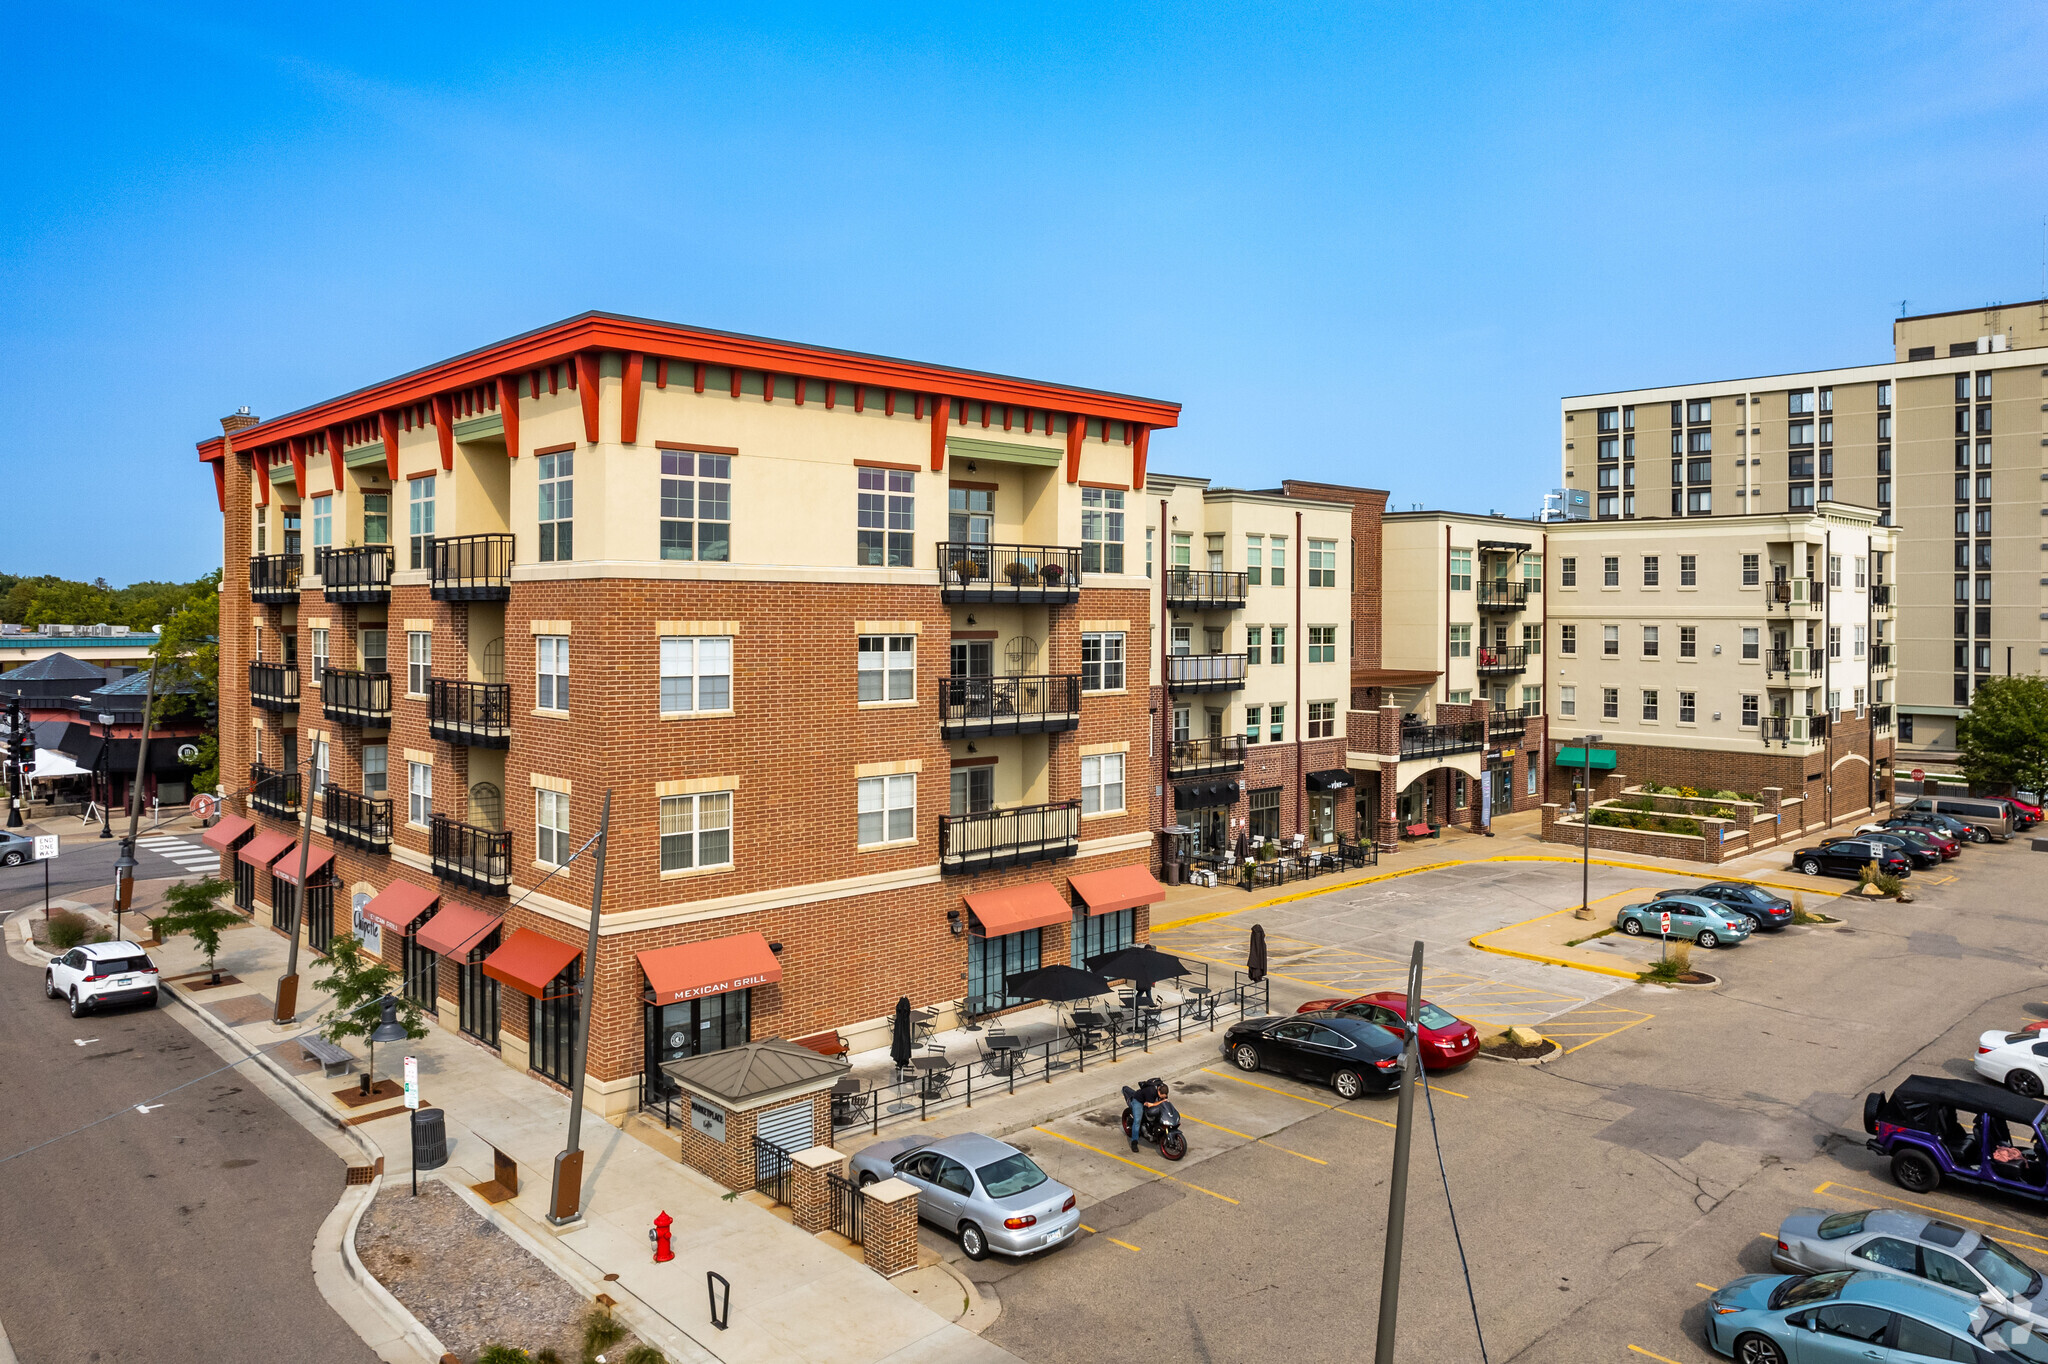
90;670;195;698
660;1038;847;1104
1;652;113;682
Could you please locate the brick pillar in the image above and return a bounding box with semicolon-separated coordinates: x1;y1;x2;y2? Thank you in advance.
1701;817;1728;864
1541;801;1560;843
1377;704;1401;848
790;1146;846;1234
861;1177;920;1278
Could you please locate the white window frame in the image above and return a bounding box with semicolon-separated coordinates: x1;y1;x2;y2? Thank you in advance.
1448;624;1471;659
660;792;733;873
1081;632;1125;692
1307;539;1338;588
536;788;570;866
407;761;432;828
1080;753;1125;816
1559;686;1576;718
311;738;329;801
536;635;569;712
858;773;916;847
407;631;431;697
311;627;328;683
857;634;915;704
661;636;733;715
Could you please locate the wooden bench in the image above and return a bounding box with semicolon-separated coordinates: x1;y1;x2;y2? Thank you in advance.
298;1035;354;1077
792;1030;848;1058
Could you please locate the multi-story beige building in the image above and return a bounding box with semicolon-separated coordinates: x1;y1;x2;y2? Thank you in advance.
1559;298;2048;762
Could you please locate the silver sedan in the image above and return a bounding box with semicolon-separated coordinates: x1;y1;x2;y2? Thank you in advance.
848;1132;1079;1261
1771;1206;2045;1323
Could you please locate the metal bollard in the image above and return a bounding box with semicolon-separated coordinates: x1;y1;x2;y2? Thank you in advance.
707;1271;730;1330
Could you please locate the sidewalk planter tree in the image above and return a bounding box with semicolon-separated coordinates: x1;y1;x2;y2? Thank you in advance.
312;932;426;1089
150;876;239;984
1957;676;2048;798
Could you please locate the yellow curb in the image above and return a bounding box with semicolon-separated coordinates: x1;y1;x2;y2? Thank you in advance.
1152;859;1463;931
1464;935;1646;981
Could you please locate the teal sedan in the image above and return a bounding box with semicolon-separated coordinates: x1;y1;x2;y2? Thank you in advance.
1615;894;1753;950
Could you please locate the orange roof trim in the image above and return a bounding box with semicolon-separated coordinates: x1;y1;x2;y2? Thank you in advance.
964;882;1073;937
637;933;782;1006
1068;865;1166;916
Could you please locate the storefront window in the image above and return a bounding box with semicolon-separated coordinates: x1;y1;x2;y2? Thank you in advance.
968;928;1041;1013
1076;908;1135;965
1248;788;1280;842
460;931;500;1047
529;958;580;1087
643;989;750;1100
1308;792;1335;844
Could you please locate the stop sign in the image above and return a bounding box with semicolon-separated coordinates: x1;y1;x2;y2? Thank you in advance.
1910;768;1924;782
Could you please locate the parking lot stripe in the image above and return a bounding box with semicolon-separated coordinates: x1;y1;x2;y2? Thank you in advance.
1696;1283;1716;1291
1179;1114;1330;1164
1152;859;1464;931
1539;1006;1656;1054
1108;1238;1141;1253
1627;1346;1687;1364
1201;1068;1397;1129
1811;1181;2048;1251
1031;1127;1241;1204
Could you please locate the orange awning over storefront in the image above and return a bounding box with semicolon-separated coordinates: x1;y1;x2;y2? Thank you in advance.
200;815;254;853
482;928;583;999
637;932;782;1005
270;845;335;887
362;879;439;935
964;882;1072;937
237;831;295;869
413;902;503;958
1068;865;1166;916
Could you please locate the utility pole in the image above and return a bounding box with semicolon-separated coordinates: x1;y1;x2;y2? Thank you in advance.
274;756;317;1024
113;658;160;941
5;698;23;829
1373;940;1425;1364
1574;734;1603;919
549;790;612;1227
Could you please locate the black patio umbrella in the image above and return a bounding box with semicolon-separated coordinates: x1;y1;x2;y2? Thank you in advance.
1247;923;1268;983
890;997;913;1071
1088;944;1190;988
1005;964;1113;1003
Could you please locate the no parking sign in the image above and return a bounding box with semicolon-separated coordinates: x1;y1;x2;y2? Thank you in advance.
1659;910;1671;936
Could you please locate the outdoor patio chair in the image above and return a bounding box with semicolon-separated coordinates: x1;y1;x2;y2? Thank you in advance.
911;1008;937;1043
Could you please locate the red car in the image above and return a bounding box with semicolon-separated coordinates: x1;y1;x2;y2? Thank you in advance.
1295;991;1480;1071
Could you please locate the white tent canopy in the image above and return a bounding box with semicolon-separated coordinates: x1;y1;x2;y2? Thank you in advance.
28;748;90;781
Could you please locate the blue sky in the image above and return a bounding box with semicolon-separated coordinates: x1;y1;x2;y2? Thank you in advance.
3;2;2042;584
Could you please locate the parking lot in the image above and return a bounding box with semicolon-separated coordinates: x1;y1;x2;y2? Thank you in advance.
931;836;2048;1364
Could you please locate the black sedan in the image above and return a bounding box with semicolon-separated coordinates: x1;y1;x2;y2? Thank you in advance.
1656;881;1793;931
1858;830;1943;869
1791;837;1913;879
1222;1011;1403;1100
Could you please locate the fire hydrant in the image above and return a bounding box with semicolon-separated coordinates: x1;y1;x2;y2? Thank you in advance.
650;1210;674;1263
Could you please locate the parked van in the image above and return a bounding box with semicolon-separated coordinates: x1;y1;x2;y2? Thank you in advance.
1907;796;2013;842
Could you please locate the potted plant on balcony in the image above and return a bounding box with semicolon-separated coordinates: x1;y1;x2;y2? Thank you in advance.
950;557;984;586
1004;560;1034;586
1039;562;1065;586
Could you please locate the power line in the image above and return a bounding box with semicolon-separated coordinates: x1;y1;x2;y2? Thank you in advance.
1424;1072;1489;1364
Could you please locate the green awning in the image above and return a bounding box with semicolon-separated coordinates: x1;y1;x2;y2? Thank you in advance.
1555;747;1617;770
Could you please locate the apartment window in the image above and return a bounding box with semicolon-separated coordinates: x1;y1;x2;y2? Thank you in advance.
950;767;992;817
1976;407;1992;434
1602;556;1619;587
1853;625;1866;659
536;448;577;561
1976;473;1992;500
1448;549;1472;591
360;627;387;675
1268;704;1285;743
1642;626;1659;657
1954;576;1968;603
1641;690;1659;722
1827;689;1842;715
282;506;301;555
1686;399;1711;424
660;450;732;562
1686;457;1711;484
857;774;915;846
311;627;328;680
1819;387;1834;414
1788;421;1814;447
407;761;432;827
361;743;387;796
1268;537;1286;586
1269;626;1286;664
409;475;437;569
857;468;914;567
1307;626;1337;663
1877;381;1891;408
855;635;912;704
1740;694;1759;728
362;492;389;546
1977;372;1993;400
1081;632;1125;692
1446;691;1471;706
1976;542;1993;571
1601;688;1619;720
1789;452;1816;480
1603;625;1619;657
1788;391;1813;415
1307;539;1337;588
1144;528;1152;579
1080;753;1125;815
1854;556;1867;589
1559;624;1577;655
1678;692;1696;724
662;636;734;713
535;636;569;712
1245;626;1262;665
1244;705;1262;745
1597;494;1618;518
1955;540;1970;570
1827;554;1842;588
1597;408;1619;432
407;631;431;695
1742;627;1758;660
1878;481;1891;506
1448;624;1471;658
1522;622;1542;656
660;792;732;871
1642;556;1659;587
1248;787;1279;840
1818;418;1833;445
1741;554;1759;586
254;507;267;554
1559;686;1576;717
1245;535;1263;586
1679;626;1696;658
536;789;569;865
1957;473;1971;500
1523;554;1542;590
1899;714;1913;742
1975;507;1992;535
1623;406;1635;429
1080;487;1125;573
1977;440;1992;468
1686;430;1711;455
310;494;333;554
311;737;329;801
1560;556;1577;587
1827;626;1842;660
1598;465;1619;489
1788;484;1815;510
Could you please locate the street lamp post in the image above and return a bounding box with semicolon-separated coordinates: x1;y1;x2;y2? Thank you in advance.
1574;733;1603;920
113;659;160;943
96;713;116;839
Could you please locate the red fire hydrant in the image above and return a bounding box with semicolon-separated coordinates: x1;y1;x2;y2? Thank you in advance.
651;1210;674;1263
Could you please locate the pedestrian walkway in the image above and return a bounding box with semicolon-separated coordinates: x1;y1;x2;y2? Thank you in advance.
136;834;222;875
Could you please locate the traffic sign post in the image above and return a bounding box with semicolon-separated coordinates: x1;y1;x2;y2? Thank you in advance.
1659;910;1671;962
33;834;58;920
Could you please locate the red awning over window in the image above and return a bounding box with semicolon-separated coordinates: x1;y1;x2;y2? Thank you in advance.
237;831;295;869
964;882;1072;938
413;902;503;958
482;928;582;1000
270;844;335;887
636;933;782;1005
362;879;439;935
1067;865;1166;916
200;815;254;853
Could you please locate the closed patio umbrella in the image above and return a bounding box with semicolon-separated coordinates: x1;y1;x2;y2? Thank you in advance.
1247;924;1268;983
890;997;913;1072
1005;964;1113;1003
1088;945;1189;988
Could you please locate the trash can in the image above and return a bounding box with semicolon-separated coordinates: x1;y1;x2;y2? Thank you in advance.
1161;860;1181;886
410;1107;449;1172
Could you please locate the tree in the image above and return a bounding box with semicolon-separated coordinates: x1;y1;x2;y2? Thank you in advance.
312;932;427;1082
1956;676;2048;798
149;571;220;792
150;876;241;984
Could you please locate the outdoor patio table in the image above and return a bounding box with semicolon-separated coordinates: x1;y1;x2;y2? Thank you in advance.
985;1036;1019;1075
911;1055;951;1099
1185;984;1212;1020
1071;1010;1107;1051
831;1076;867;1126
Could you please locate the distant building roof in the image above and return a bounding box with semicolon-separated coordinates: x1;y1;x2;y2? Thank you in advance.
0;652;115;683
659;1038;847;1106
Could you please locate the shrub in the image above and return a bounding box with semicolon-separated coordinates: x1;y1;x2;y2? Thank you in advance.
584;1309;629;1358
47;909;95;950
1710;807;1737;820
151;877;239;982
1677;785;1701;799
1856;861;1906;897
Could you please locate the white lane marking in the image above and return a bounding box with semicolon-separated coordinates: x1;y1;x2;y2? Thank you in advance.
73;1039;100;1046
134;1104;164;1114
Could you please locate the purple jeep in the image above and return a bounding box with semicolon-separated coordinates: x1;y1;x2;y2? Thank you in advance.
1864;1074;2048;1204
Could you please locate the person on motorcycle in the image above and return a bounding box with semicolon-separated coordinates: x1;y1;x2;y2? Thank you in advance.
1127;1077;1166;1152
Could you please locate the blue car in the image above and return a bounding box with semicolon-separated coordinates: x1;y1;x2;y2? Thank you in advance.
1615;894;1753;949
1703;1269;2048;1363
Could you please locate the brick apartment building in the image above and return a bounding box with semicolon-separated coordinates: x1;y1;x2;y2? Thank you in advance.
198;313;1179;1117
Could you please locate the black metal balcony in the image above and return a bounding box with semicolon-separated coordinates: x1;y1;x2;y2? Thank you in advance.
1872;704;1893;731
937;543;1082;605
1487;705;1536;742
250;661;299;712
431;533;514;602
322;668;392;727
248;762;300;818
318;545;394;604
1871;583;1893;608
1871;644;1893;671
939;800;1080;875
939;674;1081;738
1397;721;1486;759
249;553;302;603
1476;580;1530;611
430;814;512;896
1474;646;1528;677
1164;569;1248;611
1166;653;1248;692
429;678;512;748
1168;734;1247;778
1765;648;1815;677
323;786;392;855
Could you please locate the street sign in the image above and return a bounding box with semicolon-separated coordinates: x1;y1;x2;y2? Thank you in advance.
1659;910;1671;936
403;1056;420;1110
1910;768;1924;782
190;793;220;822
32;835;58;861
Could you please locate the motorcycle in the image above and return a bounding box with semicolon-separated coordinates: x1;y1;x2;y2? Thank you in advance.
1120;1080;1189;1160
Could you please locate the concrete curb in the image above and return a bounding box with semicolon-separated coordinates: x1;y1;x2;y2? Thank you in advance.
1464;935;1645;981
924;1257;1000;1334
321;1174;449;1364
1478;1040;1563;1067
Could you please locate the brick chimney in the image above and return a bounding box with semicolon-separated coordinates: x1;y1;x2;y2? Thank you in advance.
220;406;260;435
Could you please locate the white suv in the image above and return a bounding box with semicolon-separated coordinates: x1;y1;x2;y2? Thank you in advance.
45;941;161;1016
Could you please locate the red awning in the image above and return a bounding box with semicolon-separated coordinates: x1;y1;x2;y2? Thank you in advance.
1068;865;1167;916
363;879;439;934
965;882;1073;938
199;815;254;853
271;844;335;887
637;933;781;1005
413;902;503;958
238;831;295;869
482;928;583;999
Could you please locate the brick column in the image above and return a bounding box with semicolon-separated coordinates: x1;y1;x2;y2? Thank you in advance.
790;1146;846;1234
1376;704;1401;848
1701;817;1729;864
860;1177;920;1278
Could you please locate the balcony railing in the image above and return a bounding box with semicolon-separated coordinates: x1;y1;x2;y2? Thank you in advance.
1487;704;1537;742
939;800;1080;875
431;533;514;602
1870;645;1893;672
428;678;512;748
1474;646;1528;676
1768;577;1818;609
322;668;392;727
430;814;512;896
1168;734;1247;777
1763;716;1812;743
249;553;303;603
1872;704;1893;733
938;674;1081;738
248;762;300;818
1765;648;1815;677
1166;653;1248;691
1476;580;1530;611
1164;569;1248;611
323;786;393;854
1398;721;1486;760
936;542;1082;604
250;661;299;712
318;545;394;604
1871;583;1894;609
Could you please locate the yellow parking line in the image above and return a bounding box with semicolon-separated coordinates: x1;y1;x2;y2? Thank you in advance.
1557;1010;1655;1054
1424;1081;1469;1100
1179;1114;1330;1164
1079;1223;1096;1233
1628;1346;1687;1364
1031;1126;1240;1204
1696;1283;1716;1291
1108;1237;1141;1252
1812;1181;2048;1250
1201;1067;1397;1128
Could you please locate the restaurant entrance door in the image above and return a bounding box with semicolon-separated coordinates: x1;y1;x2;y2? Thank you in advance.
643;989;750;1104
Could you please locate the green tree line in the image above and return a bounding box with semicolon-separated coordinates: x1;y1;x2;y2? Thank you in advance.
0;571;214;632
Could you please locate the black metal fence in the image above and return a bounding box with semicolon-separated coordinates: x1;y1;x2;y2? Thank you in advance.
826;1169;863;1243
250;661;299;712
323;785;393;854
1164;569;1248;608
249;553;302;602
430;814;512;895
937;542;1083;603
753;1135;793;1206
249;762;299;817
1474;645;1528;675
1398;721;1485;759
939;800;1080;874
429;678;512;748
430;533;514;601
1168;734;1247;777
938;674;1081;737
322;668;392;726
317;545;394;603
1165;654;1248;690
1476;580;1530;610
